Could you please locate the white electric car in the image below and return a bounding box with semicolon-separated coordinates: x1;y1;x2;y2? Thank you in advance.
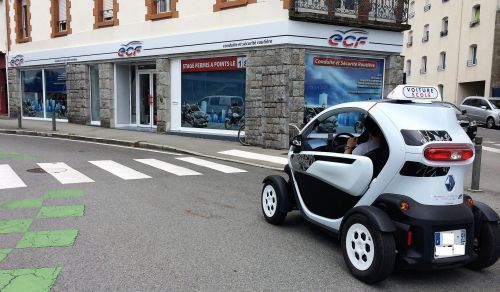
261;85;500;284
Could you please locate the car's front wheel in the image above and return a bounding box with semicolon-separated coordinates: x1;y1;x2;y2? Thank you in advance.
261;176;289;225
486;117;495;129
466;221;500;270
341;214;395;284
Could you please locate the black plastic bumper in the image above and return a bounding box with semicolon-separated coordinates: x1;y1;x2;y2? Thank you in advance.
374;194;475;270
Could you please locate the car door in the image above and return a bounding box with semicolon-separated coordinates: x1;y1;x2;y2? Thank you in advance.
290;109;374;220
478;99;492;123
465;98;480;121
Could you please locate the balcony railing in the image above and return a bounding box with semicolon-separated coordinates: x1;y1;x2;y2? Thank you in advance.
290;0;410;32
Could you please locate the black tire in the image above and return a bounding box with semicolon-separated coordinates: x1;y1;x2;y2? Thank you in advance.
466;221;500;270
261;176;289;225
486;117;495;129
238;124;250;146
341;214;396;284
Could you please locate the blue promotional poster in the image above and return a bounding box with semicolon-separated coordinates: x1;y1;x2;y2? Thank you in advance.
304;54;385;109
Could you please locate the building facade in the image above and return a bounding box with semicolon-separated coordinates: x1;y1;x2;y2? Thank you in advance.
6;0;408;149
403;0;500;104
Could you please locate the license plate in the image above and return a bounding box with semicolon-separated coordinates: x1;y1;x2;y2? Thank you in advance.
434;229;466;259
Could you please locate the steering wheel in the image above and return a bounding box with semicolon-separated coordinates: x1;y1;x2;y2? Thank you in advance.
334;132;355;143
326;132;355;152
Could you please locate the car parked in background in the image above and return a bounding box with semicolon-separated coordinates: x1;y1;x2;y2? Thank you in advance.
436;102;477;140
459;97;500;129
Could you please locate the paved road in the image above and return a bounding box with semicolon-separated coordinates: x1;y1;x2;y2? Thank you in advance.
0;135;499;291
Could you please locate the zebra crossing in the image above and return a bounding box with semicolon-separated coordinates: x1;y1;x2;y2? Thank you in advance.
0;157;247;190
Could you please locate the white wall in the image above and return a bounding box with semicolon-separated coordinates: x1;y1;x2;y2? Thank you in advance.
9;0;289;53
0;0;7;53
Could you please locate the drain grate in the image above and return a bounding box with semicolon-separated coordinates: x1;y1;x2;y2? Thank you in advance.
27;168;47;173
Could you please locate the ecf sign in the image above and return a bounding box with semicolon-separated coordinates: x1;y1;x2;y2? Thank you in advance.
328;30;369;48
118;41;143;57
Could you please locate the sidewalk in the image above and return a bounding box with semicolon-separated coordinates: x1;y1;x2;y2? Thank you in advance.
0;118;288;171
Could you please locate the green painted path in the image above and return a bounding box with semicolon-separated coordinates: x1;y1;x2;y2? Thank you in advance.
0;198;44;211
43;189;85;199
0;249;11;263
16;229;79;248
0;151;36;161
37;205;85;219
0;267;61;292
0;219;32;234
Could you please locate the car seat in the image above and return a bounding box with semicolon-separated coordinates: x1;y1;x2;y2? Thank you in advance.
364;141;389;179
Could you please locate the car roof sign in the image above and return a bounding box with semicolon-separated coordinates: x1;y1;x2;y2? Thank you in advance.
386;85;442;103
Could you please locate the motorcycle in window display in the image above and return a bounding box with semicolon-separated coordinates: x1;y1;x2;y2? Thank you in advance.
225;103;244;129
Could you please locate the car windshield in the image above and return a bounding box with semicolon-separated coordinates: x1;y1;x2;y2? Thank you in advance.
489;99;500;109
434;102;461;115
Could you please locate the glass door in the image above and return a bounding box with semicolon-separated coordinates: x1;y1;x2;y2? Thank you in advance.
138;72;157;127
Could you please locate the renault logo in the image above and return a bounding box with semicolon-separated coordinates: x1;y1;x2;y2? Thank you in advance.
445;175;455;192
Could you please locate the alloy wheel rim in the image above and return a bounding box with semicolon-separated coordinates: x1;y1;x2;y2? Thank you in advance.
262;185;277;217
346;223;375;271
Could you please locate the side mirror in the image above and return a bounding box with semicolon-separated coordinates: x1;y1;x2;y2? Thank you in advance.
462;109;467;114
290;135;302;153
481;106;487;110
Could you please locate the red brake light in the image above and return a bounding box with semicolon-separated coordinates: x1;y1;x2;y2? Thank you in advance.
424;144;474;161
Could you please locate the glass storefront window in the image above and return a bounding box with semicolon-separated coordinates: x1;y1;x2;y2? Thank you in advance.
21;67;68;120
45;68;68;119
21;70;44;118
181;56;246;130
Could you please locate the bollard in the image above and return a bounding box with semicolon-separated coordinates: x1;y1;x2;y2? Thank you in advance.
470;136;483;192
17;107;22;129
52;105;56;131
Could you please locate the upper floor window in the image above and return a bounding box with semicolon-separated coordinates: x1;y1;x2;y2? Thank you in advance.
145;0;178;20
470;5;480;27
14;0;31;43
51;0;71;38
438;51;446;71
409;1;415;18
94;0;119;29
406;60;412;76
422;24;429;42
468;45;478;66
213;0;257;12
440;17;448;37
424;0;431;12
407;30;413;47
420;56;427;74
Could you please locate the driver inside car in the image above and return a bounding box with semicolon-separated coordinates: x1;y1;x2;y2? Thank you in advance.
344;118;383;155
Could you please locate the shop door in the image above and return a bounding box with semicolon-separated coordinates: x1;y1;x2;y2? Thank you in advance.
138;73;157;127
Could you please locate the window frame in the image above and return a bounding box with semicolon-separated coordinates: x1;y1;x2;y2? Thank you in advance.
50;0;72;38
468;44;478;66
406;60;412;76
213;0;257;12
93;0;119;29
14;0;32;43
422;24;430;42
421;56;427;74
145;0;179;21
438;51;446;71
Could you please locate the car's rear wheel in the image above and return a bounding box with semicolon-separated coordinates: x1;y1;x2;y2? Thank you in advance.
466;221;500;270
341;214;395;284
261;176;289;225
486;117;495;129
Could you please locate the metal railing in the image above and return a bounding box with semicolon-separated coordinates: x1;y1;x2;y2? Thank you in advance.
292;0;409;24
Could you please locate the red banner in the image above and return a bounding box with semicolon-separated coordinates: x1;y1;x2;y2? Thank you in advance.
181;56;246;73
313;57;377;70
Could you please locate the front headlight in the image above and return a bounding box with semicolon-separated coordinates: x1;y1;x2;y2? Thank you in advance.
470;120;477;126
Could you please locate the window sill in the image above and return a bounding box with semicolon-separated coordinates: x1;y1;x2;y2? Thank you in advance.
16;37;32;44
94;20;118;29
51;30;71;38
213;0;256;12
146;11;178;21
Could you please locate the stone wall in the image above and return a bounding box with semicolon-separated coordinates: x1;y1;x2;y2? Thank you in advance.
491;10;500;96
384;54;404;97
156;58;171;133
7;68;21;118
66;64;90;124
98;63;114;128
245;47;305;149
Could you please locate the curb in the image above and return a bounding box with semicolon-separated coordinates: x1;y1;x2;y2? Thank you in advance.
0;129;284;172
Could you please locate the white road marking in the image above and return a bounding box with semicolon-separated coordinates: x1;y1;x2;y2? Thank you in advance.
89;160;151;180
37;162;94;184
218;150;288;165
483;146;500;154
176;157;247;174
135;159;201;176
0;165;27;190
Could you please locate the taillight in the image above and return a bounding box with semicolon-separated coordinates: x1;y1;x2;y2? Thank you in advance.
424;144;474;161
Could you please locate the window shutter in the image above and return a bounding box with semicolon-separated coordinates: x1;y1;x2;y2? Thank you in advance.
59;0;67;22
22;0;27;5
103;0;114;11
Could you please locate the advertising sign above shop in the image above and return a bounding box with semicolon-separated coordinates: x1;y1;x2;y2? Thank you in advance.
181;56;247;73
8;21;402;67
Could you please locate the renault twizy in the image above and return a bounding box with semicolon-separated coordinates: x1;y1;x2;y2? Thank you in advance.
261;85;500;283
